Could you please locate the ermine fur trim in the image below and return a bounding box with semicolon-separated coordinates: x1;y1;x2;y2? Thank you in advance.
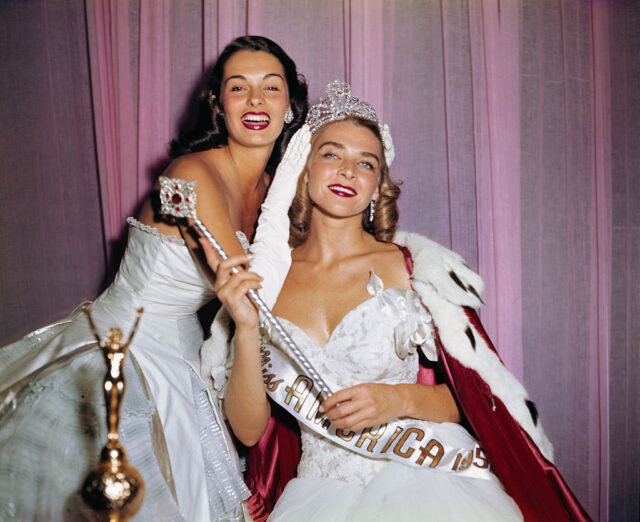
394;231;554;461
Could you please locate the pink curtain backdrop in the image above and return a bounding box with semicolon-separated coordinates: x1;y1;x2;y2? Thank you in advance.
470;0;524;378
591;3;612;519
347;0;385;118
1;1;638;520
85;0;137;268
137;1;173;215
0;0;106;346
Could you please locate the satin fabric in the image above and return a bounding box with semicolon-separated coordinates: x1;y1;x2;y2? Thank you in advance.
245;325;589;521
245;403;300;522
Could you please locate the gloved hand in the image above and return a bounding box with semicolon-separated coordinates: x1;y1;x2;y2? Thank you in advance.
249;124;312;308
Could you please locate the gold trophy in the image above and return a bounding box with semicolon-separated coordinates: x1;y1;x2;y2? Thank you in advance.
80;308;145;522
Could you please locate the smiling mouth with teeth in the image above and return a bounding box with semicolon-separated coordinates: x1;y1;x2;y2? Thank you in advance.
243;115;270;123
241;113;271;130
328;184;357;197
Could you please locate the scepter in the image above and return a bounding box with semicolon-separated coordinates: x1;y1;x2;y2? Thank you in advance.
158;176;333;400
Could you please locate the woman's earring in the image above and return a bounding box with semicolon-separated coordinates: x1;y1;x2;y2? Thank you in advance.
284;108;294;124
369;200;375;222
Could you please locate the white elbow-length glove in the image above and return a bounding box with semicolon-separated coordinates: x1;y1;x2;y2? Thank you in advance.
249;124;311;308
200;125;311;393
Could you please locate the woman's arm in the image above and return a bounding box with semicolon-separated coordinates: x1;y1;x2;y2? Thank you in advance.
202;244;271;446
319;381;461;431
225;322;272;445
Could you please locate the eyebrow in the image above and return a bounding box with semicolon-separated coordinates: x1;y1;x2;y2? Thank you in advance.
223;73;285;85
318;141;380;164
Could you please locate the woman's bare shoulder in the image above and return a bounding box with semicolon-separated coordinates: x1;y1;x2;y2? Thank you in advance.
162;150;223;183
161;150;235;204
369;240;412;288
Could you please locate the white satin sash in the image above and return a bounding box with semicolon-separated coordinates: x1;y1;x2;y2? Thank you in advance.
260;342;494;479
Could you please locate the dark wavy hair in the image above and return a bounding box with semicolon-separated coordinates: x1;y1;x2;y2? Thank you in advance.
289;117;401;247
170;36;308;174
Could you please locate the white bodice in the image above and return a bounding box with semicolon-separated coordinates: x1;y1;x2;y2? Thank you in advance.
274;272;436;489
90;219;248;365
268;253;523;522
100;218;216;318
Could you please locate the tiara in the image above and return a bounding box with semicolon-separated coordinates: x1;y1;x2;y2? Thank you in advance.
306;80;395;165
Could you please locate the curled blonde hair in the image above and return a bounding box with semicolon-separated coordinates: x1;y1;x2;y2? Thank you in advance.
289;117;401;248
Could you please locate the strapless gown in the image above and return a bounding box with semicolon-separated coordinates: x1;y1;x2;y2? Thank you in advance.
0;218;249;521
267;272;523;522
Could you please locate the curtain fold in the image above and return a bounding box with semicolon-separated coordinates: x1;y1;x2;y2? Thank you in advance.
347;0;385;121
85;0;137;267
590;4;612;520
137;0;174;206
0;0;105;344
439;0;479;271
608;1;640;520
469;0;523;378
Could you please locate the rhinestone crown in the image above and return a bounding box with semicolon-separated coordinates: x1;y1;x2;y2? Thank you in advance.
306;80;394;165
307;80;380;133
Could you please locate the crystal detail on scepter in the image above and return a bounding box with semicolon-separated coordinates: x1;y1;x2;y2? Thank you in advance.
80;307;145;522
159;177;197;219
158;176;333;400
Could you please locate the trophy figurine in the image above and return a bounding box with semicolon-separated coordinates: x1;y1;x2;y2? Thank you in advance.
80;307;145;522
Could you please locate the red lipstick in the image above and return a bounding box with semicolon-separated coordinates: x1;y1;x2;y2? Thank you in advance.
328;184;357;197
242;112;270;130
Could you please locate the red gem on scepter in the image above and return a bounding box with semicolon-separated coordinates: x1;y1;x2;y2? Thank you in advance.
159;177;197;219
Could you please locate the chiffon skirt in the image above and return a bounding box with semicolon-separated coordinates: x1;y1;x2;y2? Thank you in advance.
268;460;523;522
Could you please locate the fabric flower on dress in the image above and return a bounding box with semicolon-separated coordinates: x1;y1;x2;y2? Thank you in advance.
366;269;436;361
366;269;385;296
393;309;437;361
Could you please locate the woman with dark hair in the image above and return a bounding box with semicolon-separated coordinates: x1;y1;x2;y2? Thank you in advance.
139;34;309;269
0;36;309;522
209;81;589;521
169;35;308;175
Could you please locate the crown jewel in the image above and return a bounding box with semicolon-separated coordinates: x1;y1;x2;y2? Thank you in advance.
307;80;379;133
306;80;395;165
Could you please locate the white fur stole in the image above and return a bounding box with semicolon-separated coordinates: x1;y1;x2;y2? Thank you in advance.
394;231;554;462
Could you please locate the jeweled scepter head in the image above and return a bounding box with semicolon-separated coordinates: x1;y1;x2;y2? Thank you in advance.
159;177;197;219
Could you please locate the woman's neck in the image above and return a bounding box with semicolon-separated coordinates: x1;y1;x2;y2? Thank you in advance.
226;139;274;195
296;213;376;266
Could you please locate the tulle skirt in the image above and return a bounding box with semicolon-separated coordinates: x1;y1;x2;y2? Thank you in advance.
268;460;523;522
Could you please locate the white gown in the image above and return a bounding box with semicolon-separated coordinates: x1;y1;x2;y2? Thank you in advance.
267;271;523;522
0;218;249;521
